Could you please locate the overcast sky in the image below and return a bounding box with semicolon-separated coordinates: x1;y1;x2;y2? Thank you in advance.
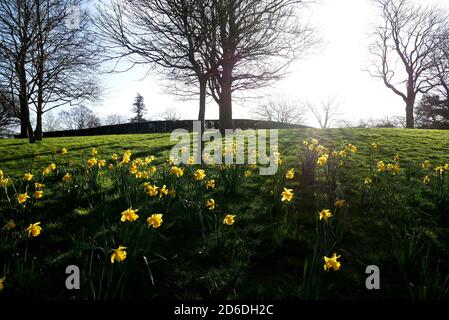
87;0;449;127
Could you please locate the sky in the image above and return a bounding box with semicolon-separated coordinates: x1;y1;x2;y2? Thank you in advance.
86;0;449;128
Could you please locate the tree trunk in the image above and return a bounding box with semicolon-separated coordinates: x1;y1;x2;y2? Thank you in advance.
27;120;35;143
219;61;234;135
35;108;43;141
19;98;29;138
198;78;206;136
405;97;415;129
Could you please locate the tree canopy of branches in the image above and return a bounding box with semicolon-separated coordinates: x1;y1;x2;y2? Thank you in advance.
368;0;449;129
58;105;101;130
130;93;147;123
96;0;213;133
160;107;181;121
204;0;317;133
252;97;304;124
0;0;102;142
96;0;317;134
306;97;341;129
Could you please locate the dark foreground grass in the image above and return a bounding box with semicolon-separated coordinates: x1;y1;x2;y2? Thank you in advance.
1;128;449;299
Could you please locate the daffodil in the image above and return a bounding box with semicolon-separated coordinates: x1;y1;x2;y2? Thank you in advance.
120;208;139;223
423;175;431;185
159;185;168;197
244;170;252;177
377;160;386;172
422;160;431;169
285;168;295;180
223;214;236;226
319;209;332;221
317;154;329;166
35;182;45;190
0;277;5;292
193;169;206;181
435;166;444;176
26;222;42;237
347;144;357;153
206;179;215;190
63;173;73;182
23;172;33;181
111;153;118;161
5;219;16;230
335;199;346;208
122;150;132;164
323;253;341;271
34;190;44;199
49;163;56;171
18;192;30;204
371;143;378;149
98;159;106;168
147;213;163;228
364;177;372;185
43;167;52;176
87;157;98;167
393;154;400;161
170;166;184;177
444;164;449;172
91;148;98;156
111;246;127;263
0;177;9;187
147;166;157;175
281;188;293;202
61;147;68;155
144;183;158;197
206;198;215;211
129;164;138;175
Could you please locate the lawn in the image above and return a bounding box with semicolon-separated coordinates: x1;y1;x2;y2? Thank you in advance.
1;128;449;299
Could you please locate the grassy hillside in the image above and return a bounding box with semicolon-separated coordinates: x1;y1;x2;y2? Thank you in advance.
1;128;449;299
2;128;449;175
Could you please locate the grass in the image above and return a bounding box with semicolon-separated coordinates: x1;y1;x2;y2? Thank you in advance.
1;128;449;300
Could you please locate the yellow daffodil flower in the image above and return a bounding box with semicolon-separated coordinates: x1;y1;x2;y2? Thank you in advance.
147;213;163;228
223;214;236;226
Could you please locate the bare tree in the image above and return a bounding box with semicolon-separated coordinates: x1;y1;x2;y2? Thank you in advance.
159;107;182;121
95;0;318;135
428;32;449;107
59;105;101;130
0;0;102;142
306;97;341;128
95;0;215;134
252;97;305;124
368;0;449;128
205;0;318;133
103;113;126;125
0;0;36;139
43;111;61;132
